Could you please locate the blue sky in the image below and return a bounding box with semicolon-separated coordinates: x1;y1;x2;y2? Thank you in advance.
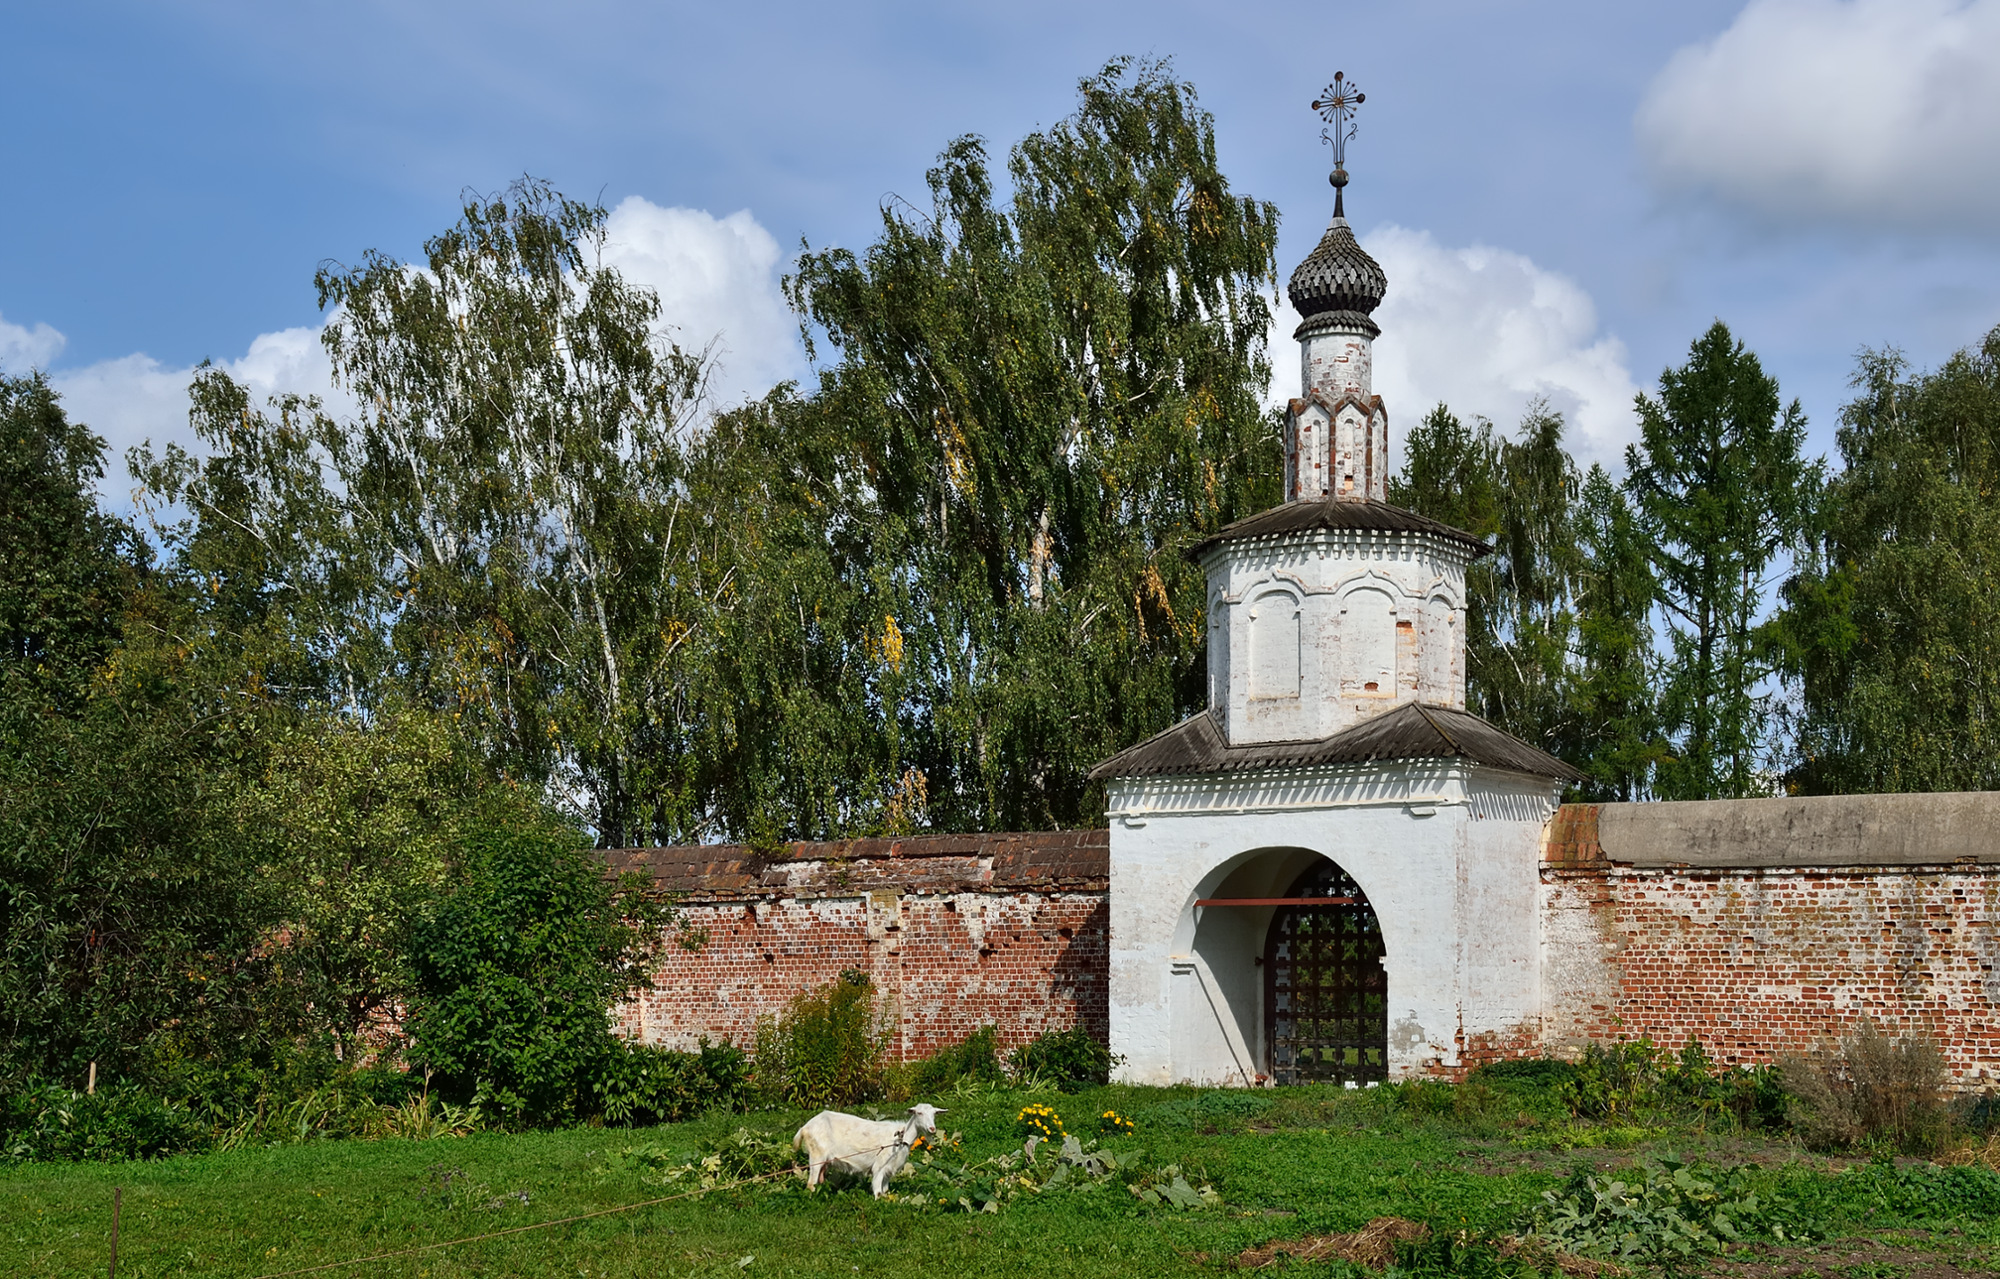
5;0;1999;477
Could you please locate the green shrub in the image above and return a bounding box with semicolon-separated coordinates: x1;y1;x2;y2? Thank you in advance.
751;971;886;1108
1008;1027;1116;1092
1781;1019;1951;1153
1;1080;210;1163
1470;1058;1579;1090
404;803;669;1128
906;1025;1007;1095
1958;1089;2000;1135
1559;1039;1666;1120
1773;1155;2000;1225
1527;1153;1809;1272
593;1039;751;1126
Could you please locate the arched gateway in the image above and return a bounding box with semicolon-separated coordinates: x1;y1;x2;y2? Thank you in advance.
1265;861;1386;1085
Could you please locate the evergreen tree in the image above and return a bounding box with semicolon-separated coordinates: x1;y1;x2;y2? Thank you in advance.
1389;401;1582;763
1626;322;1817;799
1570;465;1663;798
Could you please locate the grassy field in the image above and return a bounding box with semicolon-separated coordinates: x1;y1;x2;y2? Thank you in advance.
6;1080;1999;1278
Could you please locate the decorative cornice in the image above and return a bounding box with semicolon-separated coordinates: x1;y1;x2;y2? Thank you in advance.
1200;525;1478;574
1105;758;1561;824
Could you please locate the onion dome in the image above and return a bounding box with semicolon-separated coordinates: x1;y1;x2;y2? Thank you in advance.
1286;211;1387;321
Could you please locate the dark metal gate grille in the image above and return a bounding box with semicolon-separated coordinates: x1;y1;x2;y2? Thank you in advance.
1264;860;1387;1086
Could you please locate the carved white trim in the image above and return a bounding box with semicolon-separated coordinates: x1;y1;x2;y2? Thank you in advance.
1107;760;1561;822
1201;528;1479;575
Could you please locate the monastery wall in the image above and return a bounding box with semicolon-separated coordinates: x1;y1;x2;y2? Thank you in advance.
1541;799;2000;1087
601;793;2000;1087
603;832;1108;1060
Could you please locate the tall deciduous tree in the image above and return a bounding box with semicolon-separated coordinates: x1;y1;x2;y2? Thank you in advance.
0;373;141;704
144;181;721;846
712;57;1283;836
1780;326;2000;792
0;377;282;1081
1627;322;1817;800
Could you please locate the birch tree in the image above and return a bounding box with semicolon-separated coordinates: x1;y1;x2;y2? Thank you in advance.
1780;326;2000;792
148;180;721;845
728;58;1284;835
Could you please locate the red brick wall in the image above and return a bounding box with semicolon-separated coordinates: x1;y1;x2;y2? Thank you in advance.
607;813;2000;1087
606;833;1110;1060
1543;854;2000;1087
616;891;1109;1059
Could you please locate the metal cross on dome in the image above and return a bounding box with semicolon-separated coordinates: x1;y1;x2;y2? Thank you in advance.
1312;72;1365;189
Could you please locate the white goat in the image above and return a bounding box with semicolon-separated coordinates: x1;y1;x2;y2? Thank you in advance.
793;1104;944;1197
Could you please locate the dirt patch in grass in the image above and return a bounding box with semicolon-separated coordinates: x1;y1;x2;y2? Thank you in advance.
1707;1233;2000;1279
1239;1216;1433;1270
1236;1218;1606;1276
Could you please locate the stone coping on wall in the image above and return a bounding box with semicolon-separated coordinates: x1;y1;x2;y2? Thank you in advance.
600;829;1110;902
1545;795;2000;868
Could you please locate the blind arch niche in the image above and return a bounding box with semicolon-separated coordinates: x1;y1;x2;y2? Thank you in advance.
1246;588;1302;700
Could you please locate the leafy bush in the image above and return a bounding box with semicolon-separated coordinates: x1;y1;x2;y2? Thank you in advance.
1526;1038;1788;1133
1007;1026;1116;1092
1;1080;210;1163
404;803;669;1128
1773;1154;2000;1225
594;1039;751;1126
751;971;886;1108
1559;1039;1665;1121
1780;1019;1950;1153
902;1132;1219;1213
905;1025;1007;1095
1470;1058;1579;1090
1957;1089;2000;1135
1527;1154;1809;1272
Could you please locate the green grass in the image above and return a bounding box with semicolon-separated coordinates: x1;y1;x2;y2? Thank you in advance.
5;1082;1997;1278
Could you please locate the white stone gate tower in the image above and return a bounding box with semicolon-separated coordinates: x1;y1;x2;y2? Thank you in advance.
1094;81;1578;1086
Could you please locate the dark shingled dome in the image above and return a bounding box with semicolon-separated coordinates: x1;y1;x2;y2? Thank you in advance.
1287;215;1387;320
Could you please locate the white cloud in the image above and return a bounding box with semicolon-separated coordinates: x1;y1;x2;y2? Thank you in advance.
599;198;803;410
1637;0;2000;230
0;311;66;373
51;355;205;474
43;328;341;494
27;202;799;491
1269;226;1641;470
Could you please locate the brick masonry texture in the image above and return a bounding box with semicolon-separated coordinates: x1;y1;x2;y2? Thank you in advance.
603;831;1109;1059
1542;804;2000;1086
